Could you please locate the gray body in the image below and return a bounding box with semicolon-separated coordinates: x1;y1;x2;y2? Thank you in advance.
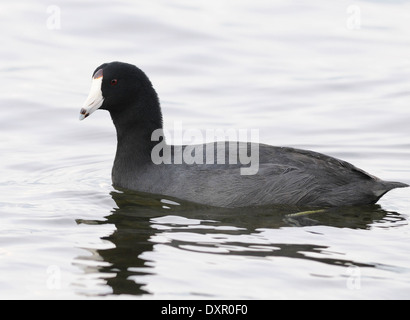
112;141;407;208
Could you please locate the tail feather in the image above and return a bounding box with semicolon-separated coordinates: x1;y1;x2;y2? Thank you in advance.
373;180;408;201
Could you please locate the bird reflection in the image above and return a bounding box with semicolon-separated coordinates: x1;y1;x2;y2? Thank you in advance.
75;189;406;296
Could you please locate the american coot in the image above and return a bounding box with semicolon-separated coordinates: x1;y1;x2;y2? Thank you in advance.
79;61;408;208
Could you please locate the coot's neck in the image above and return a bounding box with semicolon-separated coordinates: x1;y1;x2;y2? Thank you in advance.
110;100;163;167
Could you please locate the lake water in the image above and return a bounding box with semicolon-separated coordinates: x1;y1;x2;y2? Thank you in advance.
1;0;410;299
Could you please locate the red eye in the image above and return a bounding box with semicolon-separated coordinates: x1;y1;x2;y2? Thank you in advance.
110;79;118;86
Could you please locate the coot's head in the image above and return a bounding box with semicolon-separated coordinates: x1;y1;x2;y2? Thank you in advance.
79;62;161;126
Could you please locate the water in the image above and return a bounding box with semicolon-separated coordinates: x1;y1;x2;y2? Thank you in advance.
1;0;410;299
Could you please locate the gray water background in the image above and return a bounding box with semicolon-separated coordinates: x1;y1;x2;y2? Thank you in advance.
0;0;410;299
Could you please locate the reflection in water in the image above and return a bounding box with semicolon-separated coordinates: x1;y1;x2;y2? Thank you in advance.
76;189;406;296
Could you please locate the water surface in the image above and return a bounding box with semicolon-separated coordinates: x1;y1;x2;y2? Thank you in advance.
0;0;410;299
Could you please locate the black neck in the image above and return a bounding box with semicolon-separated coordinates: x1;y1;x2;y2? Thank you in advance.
110;101;163;167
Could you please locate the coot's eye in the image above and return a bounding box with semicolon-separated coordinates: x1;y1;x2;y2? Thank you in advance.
110;79;118;86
